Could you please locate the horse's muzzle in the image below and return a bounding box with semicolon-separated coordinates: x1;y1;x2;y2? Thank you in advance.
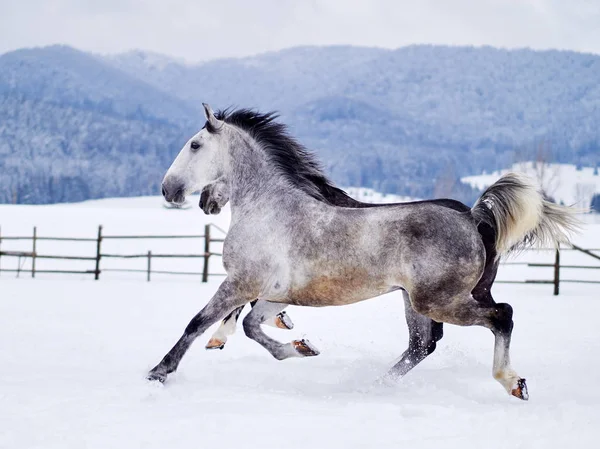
162;180;185;204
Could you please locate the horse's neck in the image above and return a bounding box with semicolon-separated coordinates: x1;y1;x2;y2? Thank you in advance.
228;142;286;206
227;141;311;220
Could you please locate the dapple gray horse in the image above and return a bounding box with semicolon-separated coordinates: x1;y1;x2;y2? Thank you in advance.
201;170;477;355
148;105;579;399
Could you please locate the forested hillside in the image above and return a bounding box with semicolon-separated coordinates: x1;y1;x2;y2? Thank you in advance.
2;44;599;204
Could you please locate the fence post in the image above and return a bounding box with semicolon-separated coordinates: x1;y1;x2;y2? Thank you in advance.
202;224;210;283
553;247;560;296
31;226;37;278
94;225;103;280
147;251;152;282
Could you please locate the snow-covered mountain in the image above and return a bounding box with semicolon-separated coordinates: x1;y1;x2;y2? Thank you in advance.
2;44;600;204
0;46;199;204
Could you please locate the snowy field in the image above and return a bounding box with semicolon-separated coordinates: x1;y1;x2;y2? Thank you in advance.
1;197;600;448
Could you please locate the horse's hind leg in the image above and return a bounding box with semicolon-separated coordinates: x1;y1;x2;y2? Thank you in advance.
387;291;443;379
470;265;528;399
412;291;528;400
243;300;319;360
206;300;294;350
489;301;528;400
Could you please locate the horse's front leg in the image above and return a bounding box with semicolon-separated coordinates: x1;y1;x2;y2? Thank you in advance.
242;300;319;360
147;279;247;383
206;300;294;350
199;179;229;215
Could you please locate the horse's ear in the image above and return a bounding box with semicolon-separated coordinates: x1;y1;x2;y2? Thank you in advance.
202;103;223;132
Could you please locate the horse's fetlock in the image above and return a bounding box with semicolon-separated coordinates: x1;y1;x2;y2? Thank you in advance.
273;351;287;361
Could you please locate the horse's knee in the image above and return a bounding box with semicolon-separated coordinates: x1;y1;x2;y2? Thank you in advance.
242;314;257;338
490;303;513;335
185;315;204;335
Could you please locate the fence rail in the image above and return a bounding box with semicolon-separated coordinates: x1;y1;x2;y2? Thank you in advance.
0;224;224;282
0;224;599;294
493;246;600;294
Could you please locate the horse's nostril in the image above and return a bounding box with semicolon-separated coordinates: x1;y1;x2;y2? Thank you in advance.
162;181;184;202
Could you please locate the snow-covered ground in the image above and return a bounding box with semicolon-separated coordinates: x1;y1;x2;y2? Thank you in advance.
462;162;600;208
1;195;599;448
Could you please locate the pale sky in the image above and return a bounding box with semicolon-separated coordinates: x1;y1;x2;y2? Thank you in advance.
2;0;600;62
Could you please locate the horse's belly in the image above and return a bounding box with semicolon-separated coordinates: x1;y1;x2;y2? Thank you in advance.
285;271;391;307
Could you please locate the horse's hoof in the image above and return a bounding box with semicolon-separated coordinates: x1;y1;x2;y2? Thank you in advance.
511;378;529;400
205;337;226;350
146;370;167;383
292;339;320;357
274;311;294;330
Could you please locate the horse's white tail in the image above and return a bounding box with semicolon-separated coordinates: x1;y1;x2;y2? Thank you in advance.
471;173;582;256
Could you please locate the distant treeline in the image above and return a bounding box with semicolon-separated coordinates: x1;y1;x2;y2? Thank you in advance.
1;44;600;204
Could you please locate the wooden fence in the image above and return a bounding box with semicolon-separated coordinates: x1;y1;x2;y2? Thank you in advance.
496;245;600;295
0;224;226;282
0;225;599;294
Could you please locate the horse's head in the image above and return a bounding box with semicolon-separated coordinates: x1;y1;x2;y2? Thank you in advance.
162;104;228;205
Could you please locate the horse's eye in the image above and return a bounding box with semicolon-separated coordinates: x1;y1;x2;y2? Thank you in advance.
190;141;200;151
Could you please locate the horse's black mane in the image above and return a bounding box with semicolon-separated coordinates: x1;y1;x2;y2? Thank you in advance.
211;108;357;205
209;108;471;214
